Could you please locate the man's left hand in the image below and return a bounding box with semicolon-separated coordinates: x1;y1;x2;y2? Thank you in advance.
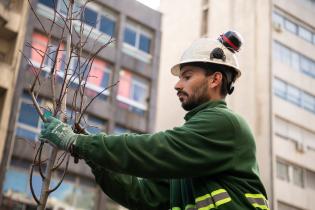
39;116;78;150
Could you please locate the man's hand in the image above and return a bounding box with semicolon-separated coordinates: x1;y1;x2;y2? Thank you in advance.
39;116;77;150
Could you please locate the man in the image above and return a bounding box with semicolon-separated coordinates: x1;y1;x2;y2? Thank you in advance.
40;31;269;210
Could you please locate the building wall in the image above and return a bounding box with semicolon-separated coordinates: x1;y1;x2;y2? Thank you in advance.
0;0;29;183
156;0;202;131
272;0;315;209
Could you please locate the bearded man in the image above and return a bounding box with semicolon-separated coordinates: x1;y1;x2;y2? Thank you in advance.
40;31;269;210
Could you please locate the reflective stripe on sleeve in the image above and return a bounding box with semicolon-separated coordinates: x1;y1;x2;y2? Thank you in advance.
195;189;231;210
245;193;270;210
185;204;197;210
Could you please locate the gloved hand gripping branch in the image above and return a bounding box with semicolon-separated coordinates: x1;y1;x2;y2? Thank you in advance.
39;116;78;151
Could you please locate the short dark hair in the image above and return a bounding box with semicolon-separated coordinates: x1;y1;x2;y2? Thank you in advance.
180;62;236;96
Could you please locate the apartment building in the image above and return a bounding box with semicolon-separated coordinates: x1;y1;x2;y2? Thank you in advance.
0;0;30;205
157;0;315;209
0;0;161;209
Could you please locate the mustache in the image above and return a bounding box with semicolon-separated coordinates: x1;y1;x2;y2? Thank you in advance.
177;90;188;97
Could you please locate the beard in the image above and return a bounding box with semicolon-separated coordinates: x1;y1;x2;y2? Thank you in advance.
179;79;210;111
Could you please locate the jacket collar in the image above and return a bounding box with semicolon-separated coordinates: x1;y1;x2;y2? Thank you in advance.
184;100;227;121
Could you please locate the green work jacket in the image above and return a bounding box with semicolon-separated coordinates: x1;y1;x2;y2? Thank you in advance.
75;100;269;210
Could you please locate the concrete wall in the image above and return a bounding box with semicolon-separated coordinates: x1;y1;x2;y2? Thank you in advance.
156;0;202;131
0;0;29;172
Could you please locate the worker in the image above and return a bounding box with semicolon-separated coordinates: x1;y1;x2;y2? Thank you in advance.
40;31;269;210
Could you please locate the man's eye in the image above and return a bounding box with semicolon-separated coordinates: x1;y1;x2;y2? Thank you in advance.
184;76;191;80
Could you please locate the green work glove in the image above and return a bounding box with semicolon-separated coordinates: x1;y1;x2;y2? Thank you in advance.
39;116;78;150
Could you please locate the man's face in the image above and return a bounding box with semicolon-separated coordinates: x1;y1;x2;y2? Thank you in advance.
174;66;212;111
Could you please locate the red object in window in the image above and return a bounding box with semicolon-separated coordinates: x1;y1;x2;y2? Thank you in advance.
118;70;132;98
88;58;107;86
31;33;48;64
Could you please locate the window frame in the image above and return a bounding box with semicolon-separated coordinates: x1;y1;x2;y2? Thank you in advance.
298;26;313;42
15;95;43;141
284;19;297;34
116;70;150;112
37;0;117;41
123;20;153;63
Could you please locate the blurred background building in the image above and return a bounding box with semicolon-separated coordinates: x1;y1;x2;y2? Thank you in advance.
156;0;315;210
0;0;314;210
0;0;161;209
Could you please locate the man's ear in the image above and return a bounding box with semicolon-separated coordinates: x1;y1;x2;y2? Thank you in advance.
209;72;222;88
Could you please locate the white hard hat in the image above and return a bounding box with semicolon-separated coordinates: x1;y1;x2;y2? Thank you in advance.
171;31;243;80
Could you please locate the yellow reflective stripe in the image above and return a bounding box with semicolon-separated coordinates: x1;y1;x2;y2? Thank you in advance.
245;193;269;210
195;189;231;210
195;193;211;202
245;193;267;200
198;204;215;210
215;197;232;206
210;188;227;196
172;207;181;210
185;204;196;210
253;203;270;210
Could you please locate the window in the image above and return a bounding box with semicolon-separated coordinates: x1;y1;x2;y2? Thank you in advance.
82;7;97;27
273;78;315;114
86;115;106;134
62;56;112;100
113;125;131;134
272;12;284;28
274;117;288;138
117;70;149;115
3;168;29;196
39;0;55;9
123;21;153;58
290;51;300;70
86;58;112;100
139;34;151;53
292;166;304;187
274;116;315;152
100;15;116;36
273;78;286;98
273;41;315;79
38;1;117;38
44;45;57;68
273;11;315;46
277;161;289;182
124;27;137;46
301;92;315;112
298;26;312;42
286;85;300;105
300;56;312;75
284;19;297;34
275;43;291;66
201;8;208;36
306;170;315;190
16;93;42;141
277;160;307;189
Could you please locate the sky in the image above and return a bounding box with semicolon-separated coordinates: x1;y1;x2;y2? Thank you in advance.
136;0;160;10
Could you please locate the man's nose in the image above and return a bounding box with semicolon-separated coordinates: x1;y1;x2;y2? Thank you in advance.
174;80;183;91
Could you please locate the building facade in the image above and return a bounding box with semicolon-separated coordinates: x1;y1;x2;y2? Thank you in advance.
0;0;30;205
0;0;161;209
156;0;315;209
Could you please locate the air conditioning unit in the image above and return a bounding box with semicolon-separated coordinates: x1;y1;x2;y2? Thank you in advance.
272;22;282;33
296;142;305;153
